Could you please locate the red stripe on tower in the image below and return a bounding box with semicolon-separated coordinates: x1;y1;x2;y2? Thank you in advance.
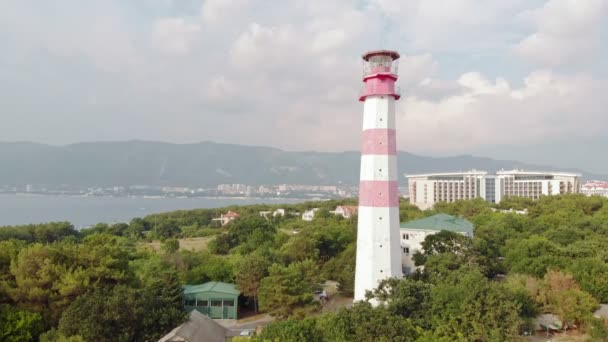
361;129;397;155
358;180;400;207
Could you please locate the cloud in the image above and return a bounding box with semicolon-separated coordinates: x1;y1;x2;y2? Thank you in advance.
399;70;608;152
515;0;608;66
371;0;530;52
151;17;201;55
0;0;605;167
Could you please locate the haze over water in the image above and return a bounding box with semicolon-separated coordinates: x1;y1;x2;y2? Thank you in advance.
0;194;301;228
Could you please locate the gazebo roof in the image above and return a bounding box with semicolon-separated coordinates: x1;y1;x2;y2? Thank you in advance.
159;310;230;342
184;281;241;296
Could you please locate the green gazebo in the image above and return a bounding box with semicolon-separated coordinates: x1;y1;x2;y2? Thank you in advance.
183;281;240;319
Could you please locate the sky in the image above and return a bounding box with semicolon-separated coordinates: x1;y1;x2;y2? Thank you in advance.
1;0;607;173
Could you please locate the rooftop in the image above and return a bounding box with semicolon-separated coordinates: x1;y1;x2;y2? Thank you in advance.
496;169;581;177
223;211;240;218
159;310;231;342
583;180;608;190
400;214;474;235
406;170;489;178
184;281;241;296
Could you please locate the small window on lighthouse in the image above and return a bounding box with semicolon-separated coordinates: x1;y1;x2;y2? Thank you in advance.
379;168;382;172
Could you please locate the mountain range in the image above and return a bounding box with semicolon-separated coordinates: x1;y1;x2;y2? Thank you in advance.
0;141;602;187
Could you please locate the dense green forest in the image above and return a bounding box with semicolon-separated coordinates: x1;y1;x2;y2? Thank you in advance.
1;195;608;341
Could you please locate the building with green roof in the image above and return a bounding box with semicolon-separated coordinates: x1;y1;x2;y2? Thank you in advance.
183;281;240;319
399;214;474;275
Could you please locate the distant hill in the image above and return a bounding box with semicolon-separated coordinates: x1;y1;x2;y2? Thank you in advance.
0;141;601;187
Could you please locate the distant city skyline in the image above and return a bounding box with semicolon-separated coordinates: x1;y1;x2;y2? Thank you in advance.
1;1;607;171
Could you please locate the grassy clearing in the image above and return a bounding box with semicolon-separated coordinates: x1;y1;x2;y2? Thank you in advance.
142;237;212;252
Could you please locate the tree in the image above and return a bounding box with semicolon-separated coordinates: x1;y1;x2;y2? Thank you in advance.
58;286;145;341
183;252;234;284
5;243;68;324
39;329;84;342
258;303;420;342
140;269;187;341
322;244;355;296
257;316;322;342
258;260;318;318
504;235;565;277
58;279;185;341
0;305;44;342
568;258;608;303
317;303;420;342
541;270;599;329
427;268;523;341
314;208;331;220
152;220;181;240
126;218;149;239
368;277;431;329
280;232;319;263
162;238;180;254
235;253;271;313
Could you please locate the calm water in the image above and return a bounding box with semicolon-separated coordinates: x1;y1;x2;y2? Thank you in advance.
0;194;303;228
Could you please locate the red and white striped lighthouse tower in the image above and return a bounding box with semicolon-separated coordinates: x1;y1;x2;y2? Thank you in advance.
354;50;402;302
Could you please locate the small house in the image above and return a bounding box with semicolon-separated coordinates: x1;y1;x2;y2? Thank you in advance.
212;211;240;226
400;214;474;275
184;282;240;319
302;208;319;221
332;205;358;219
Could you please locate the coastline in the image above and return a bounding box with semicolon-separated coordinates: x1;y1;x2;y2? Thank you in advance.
3;192;321;201
0;194;312;228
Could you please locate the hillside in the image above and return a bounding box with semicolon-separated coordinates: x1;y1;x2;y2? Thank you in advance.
0;141;600;187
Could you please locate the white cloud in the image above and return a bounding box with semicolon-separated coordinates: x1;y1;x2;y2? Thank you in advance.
0;0;606;167
372;0;530;51
201;0;253;25
515;0;608;66
398;70;608;152
151;17;201;55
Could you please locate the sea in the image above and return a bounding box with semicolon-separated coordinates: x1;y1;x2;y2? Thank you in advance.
0;194;305;228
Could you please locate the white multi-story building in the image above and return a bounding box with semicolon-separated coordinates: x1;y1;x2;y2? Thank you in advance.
407;170;491;210
407;170;581;209
400;214;473;275
581;181;608;197
494;170;581;203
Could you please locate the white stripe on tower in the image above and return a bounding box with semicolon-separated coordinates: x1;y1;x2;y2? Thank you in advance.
354;51;402;304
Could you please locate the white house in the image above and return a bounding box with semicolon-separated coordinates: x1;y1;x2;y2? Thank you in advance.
273;209;285;217
332;205;358;219
400;214;474;275
302;208;319;221
259;208;286;219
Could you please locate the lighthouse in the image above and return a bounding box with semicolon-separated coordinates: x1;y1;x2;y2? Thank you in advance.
354;50;402;302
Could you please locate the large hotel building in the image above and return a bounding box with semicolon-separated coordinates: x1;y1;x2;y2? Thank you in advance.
407;170;582;209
